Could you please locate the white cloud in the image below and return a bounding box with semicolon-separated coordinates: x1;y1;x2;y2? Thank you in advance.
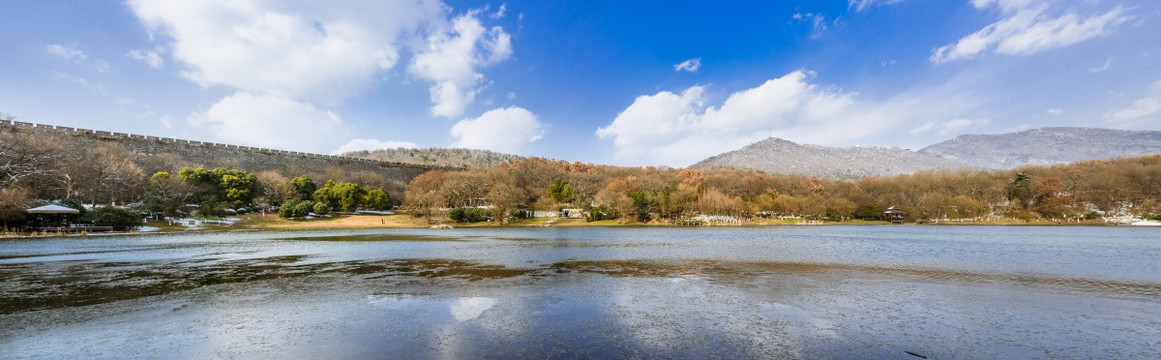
910;118;990;136
450;106;544;153
597;70;984;166
46;43;111;72
409;11;513;118
597;71;978;166
51;70;107;95
1046;108;1063;115
848;0;905;12
127;48;165;69
188;92;349;152
46;43;87;62
332;138;418;155
127;0;445;105
596;86;707;152
970;0;1032;12
490;4;507;19
931;3;1131;64
127;1;521;154
1105;80;1161;128
792;12;827;38
51;70;88;86
1090;58;1112;73
674;58;701;73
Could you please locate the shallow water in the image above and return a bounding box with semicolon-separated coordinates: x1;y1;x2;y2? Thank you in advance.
1;226;1159;359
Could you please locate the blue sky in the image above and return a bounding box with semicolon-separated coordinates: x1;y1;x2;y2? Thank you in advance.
2;0;1159;167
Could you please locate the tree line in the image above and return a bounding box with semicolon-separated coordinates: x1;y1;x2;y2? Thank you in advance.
0;118;409;207
0;116;398;230
143;167;390;218
4;113;1161;229
402;155;1161;224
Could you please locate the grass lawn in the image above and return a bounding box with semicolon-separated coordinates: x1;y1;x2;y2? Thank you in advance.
234;213;427;230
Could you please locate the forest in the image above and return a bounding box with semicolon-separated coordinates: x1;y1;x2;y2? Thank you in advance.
401;155;1161;224
0;121;401;230
3;117;1161;229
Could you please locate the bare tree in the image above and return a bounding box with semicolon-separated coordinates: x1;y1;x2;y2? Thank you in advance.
74;143;145;205
0;125;65;187
442;171;490;208
254;170;293;214
403;171;447;224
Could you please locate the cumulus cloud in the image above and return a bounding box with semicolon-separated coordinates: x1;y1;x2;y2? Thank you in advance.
910;118;990;136
409;11;513;118
450;106;544;153
674;58;701;73
331;138;418;155
596;71;978;166
128;0;513;112
127;1;520;154
1105;80;1161;128
931;2;1131;64
598;72;851;166
188;92;349;152
596;86;707;152
128;0;445;104
127;48;165;69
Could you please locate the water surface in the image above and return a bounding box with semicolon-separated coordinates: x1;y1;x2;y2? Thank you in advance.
2;226;1159;358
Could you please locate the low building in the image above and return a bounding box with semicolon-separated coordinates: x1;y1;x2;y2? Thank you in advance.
884;206;906;223
560;209;585;219
532;211;559;218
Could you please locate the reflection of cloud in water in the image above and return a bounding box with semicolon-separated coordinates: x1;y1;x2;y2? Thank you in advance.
450;297;497;321
434;297;497;360
365;293;510;359
611;275;836;357
367;295;498;322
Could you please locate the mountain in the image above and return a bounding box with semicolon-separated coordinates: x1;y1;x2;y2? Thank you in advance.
689;137;969;179
341;147;524;169
918;127;1161;169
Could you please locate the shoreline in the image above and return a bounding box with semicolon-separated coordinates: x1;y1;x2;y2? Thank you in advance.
1;213;1139;239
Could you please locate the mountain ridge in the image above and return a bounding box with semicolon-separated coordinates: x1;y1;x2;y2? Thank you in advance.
917;127;1161;169
691;127;1161;178
690;137;969;179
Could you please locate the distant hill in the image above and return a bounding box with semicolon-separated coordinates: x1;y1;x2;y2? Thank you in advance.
689;137;969;179
918;127;1161;169
0;120;444;201
341;147;524;169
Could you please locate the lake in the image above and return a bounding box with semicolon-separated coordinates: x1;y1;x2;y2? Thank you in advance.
1;226;1159;359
